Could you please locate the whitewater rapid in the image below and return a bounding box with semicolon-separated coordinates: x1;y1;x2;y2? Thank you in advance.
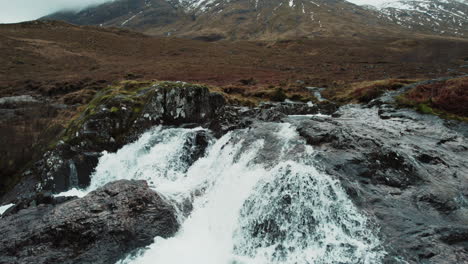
61;123;386;264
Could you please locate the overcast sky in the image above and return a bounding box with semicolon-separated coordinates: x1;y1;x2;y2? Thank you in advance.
0;0;114;23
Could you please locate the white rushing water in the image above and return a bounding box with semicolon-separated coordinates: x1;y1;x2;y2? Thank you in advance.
0;203;14;216
65;124;386;264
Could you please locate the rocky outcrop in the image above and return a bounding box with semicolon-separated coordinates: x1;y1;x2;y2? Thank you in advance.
289;104;468;263
0;180;179;264
9;82;227;196
210;100;338;135
132;82;225;138
0;94;73;198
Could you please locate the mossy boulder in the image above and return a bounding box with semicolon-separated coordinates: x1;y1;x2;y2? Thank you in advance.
34;81;226;193
60;80;156;149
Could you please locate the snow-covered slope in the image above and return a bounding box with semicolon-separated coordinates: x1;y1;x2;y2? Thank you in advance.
43;0;468;39
45;0;403;40
351;0;468;37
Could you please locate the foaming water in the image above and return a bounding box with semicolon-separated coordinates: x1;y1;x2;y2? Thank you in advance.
87;126;211;193
55;123;385;263
233;161;382;264
54;187;87;198
0;203;14;216
81;123;385;264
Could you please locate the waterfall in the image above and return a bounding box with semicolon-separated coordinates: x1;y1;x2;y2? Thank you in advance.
65;123;386;264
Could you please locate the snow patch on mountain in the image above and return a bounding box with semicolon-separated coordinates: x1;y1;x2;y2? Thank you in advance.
348;0;468;36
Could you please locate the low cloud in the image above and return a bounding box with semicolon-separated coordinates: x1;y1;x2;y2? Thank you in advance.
0;0;114;23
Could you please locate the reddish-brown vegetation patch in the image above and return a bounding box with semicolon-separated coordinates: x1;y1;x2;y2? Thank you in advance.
400;77;468;118
1;21;468;101
323;79;419;104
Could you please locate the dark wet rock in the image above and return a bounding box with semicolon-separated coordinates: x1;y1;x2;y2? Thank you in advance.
257;102;317;118
415;188;460;213
35;146;101;193
0;180;179;264
289;104;468;263
360;150;420;188
0;94;72;199
181;130;212;168
2;192;76;217
317;101;339;115
438;226;468;245
209;106;253;136
5;82;227;196
253;101;337;121
136;82;225;127
209;100;339;140
416;153;447;165
296;119;338;146
206;99;339;138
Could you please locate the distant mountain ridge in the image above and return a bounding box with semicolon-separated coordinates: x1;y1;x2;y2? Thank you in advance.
367;0;468;37
43;0;468;39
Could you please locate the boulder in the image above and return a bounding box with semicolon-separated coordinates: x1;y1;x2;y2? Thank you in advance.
138;82;225;125
0;180;179;264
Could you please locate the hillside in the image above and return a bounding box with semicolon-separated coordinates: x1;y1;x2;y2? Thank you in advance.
2;20;468;94
369;0;468;37
44;0;468;40
44;0;406;40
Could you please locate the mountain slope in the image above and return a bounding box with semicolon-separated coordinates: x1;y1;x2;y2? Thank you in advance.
366;0;468;37
44;0;407;40
44;0;186;30
44;0;468;40
166;0;404;40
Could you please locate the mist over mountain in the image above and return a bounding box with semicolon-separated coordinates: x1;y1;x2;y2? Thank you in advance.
0;0;114;23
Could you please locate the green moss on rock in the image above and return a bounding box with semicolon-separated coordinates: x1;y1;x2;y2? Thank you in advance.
60;80;158;144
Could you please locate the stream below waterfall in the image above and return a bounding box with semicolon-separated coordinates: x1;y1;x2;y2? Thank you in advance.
62;119;387;264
